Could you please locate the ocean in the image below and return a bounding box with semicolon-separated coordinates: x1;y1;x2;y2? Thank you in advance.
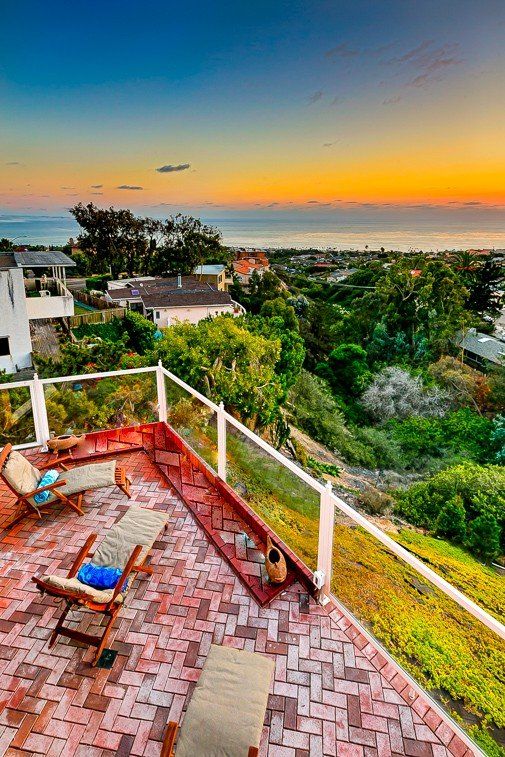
1;213;505;252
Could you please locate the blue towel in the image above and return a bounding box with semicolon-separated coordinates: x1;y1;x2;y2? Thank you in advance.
33;470;59;503
77;563;128;592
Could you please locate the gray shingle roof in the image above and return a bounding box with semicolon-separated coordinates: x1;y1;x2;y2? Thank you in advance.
13;250;76;268
457;330;505;364
143;289;233;309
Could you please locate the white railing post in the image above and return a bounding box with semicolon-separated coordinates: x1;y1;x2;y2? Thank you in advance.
217;401;227;481
156;360;168;424
316;480;335;603
30;374;50;450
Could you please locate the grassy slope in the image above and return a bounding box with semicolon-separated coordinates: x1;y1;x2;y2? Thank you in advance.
185;422;504;755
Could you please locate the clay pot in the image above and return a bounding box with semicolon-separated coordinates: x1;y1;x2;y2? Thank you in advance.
265;536;287;584
47;434;85;453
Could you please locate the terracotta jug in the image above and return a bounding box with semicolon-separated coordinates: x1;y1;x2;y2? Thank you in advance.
265;536;287;584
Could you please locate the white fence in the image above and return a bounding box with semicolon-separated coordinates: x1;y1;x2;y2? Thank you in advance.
1;362;504;643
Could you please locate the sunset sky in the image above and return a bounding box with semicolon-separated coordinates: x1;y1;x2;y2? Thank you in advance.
1;0;504;221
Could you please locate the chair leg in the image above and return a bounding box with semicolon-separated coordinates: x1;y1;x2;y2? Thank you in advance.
49;602;72;649
92;610;118;666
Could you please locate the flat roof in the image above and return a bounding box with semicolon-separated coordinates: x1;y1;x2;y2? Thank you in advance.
13;250;76;268
193;264;226;275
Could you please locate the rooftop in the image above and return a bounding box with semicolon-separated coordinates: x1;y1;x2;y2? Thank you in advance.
457;328;505;363
107;276;234;309
13;251;76;269
0;424;474;756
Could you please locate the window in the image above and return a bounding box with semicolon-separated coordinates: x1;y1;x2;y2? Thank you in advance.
0;337;9;356
155;311;160;320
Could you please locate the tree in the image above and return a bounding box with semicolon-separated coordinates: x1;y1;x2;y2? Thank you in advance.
356;260;471;358
151;315;287;429
0;238;14;251
454;254;504;317
242;271;286;314
150;215;228;275
70;203;149;277
435;496;467;542
259;298;298;331
317;344;371;397
361;367;448;422
466;512;501;562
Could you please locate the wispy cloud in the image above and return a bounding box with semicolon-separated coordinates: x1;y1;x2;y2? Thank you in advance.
155;163;191;173
117;184;144;190
5;161;24;166
390;41;464;89
323;140;339;147
326;43;359;59
91;192;103;196
383;95;402;105
91;184;103;189
307;90;323;104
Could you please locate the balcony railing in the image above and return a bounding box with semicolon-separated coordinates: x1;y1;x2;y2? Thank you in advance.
0;363;503;752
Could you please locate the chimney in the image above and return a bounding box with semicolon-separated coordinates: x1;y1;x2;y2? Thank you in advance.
177;273;182;288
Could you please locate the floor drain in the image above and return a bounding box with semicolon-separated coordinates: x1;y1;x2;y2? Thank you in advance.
96;648;118;669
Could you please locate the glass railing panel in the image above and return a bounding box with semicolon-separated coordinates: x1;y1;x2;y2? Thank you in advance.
43;372;158;437
330;517;504;755
164;375;218;473
225;424;319;571
0;385;36;447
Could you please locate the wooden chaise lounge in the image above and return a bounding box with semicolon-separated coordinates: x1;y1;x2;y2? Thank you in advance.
0;443;131;527
162;644;274;756
32;506;169;664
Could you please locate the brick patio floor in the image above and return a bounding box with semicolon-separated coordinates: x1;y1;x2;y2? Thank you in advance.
0;448;475;756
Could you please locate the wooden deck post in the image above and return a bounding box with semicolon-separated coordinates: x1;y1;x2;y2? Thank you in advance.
217;401;227;481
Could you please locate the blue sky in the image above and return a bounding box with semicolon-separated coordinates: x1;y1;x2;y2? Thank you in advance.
1;0;504;219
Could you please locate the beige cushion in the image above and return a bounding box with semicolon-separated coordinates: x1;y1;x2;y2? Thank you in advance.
176;644;274;757
57;460;117;496
93;506;169;569
41;574;124;604
26;460;118;507
3;451;40;495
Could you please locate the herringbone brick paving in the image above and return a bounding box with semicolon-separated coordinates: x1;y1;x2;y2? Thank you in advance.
0;447;475;756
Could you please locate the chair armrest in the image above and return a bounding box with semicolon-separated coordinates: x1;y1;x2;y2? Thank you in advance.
161;722;178;757
24;479;67;499
109;544;143;605
68;534;97;578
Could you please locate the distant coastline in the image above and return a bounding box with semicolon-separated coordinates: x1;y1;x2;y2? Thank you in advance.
1;213;505;252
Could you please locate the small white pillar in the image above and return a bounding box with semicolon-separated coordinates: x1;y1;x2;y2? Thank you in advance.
30;374;50;450
217;401;227;481
316;480;335;602
156;361;168;424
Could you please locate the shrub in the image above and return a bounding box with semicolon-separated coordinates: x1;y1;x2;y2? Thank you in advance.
288;370;377;467
491;414;505;464
307;457;340;477
386;409;494;469
466;512;501;562
123;310;156;354
361;367;448;422
85;274;110;291
396;463;505;558
435;496;467;542
359;489;394;516
352;426;403;469
428;355;490;411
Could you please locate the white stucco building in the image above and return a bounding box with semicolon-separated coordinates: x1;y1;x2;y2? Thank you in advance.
0;254;32;374
0;250;76;375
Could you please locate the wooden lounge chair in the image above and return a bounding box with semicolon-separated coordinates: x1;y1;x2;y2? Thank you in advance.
161;644;274;757
32;506;169;664
0;443;131;527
